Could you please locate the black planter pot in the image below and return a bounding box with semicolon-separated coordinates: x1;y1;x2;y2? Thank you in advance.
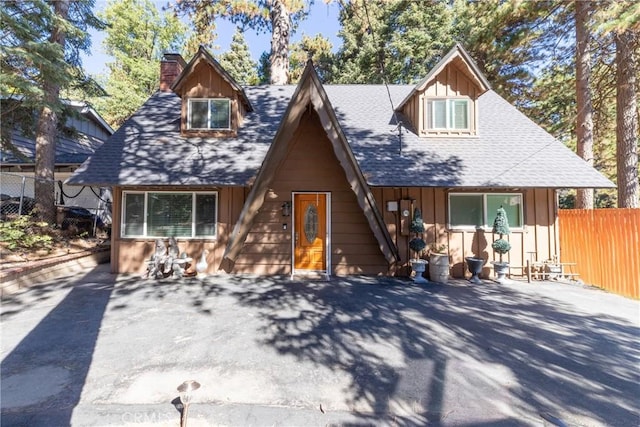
465;257;485;284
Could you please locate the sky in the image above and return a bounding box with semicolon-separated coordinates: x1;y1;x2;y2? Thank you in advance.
81;0;343;76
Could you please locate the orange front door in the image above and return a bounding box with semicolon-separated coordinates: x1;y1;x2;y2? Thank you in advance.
294;193;327;271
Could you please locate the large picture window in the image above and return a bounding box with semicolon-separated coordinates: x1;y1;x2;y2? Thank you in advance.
426;98;469;130
121;191;218;238
448;193;522;228
188;99;230;130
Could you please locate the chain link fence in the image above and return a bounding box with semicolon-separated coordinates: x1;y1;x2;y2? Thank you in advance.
0;171;111;236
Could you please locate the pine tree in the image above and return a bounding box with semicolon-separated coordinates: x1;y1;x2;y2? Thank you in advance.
171;0;308;85
332;0;454;84
575;0;595;209
92;0;187;128
289;34;333;83
1;0;104;222
218;29;258;85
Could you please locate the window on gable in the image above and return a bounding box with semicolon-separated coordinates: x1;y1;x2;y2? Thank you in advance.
122;191;218;238
188;99;230;130
448;193;522;229
427;98;469;130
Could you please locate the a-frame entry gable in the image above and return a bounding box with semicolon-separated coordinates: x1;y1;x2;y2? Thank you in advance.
222;61;400;269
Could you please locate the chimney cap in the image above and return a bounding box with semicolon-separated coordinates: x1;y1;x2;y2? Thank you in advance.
162;53;187;67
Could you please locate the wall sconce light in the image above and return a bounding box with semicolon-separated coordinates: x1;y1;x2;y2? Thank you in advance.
281;201;291;217
177;380;200;427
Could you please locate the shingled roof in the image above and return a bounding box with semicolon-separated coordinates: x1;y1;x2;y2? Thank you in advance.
68;77;613;189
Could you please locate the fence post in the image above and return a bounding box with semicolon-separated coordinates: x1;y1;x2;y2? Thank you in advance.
18;176;26;215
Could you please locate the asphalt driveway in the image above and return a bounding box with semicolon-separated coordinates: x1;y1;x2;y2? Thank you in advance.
1;264;638;426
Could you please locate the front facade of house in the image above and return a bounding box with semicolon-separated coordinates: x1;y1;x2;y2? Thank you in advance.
68;45;613;278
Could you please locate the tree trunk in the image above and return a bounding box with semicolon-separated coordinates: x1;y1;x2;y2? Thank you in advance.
34;0;68;223
575;0;594;209
615;30;639;208
268;0;290;85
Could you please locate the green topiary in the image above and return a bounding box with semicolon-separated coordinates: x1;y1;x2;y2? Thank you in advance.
491;207;511;263
492;207;511;235
409;208;425;233
409;237;427;255
491;238;511;255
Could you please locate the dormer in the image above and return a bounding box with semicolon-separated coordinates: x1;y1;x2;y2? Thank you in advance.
397;44;490;137
168;46;253;138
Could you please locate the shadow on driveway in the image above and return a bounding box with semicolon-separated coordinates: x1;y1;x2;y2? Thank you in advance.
1;267;117;426
1;270;639;426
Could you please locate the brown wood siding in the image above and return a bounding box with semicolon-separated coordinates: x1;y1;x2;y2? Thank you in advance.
372;187;559;279
111;185;248;275
233;109;389;275
402;62;480;137
178;59;244;136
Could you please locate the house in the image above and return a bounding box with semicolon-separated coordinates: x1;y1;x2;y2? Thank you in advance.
67;44;613;278
1;99;114;216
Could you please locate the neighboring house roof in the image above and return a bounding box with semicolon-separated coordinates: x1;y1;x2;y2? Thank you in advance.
1;101;114;166
67;58;613;190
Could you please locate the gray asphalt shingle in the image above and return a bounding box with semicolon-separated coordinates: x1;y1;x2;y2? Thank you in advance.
67;84;614;189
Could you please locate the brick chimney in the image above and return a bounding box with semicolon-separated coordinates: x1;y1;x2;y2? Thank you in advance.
160;53;187;92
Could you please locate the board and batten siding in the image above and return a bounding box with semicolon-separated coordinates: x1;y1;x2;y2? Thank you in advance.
370;187;559;278
233;109;389;275
178;60;244;137
402;59;480;137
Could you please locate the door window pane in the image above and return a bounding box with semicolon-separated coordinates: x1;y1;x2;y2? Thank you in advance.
449;194;483;227
304;204;318;243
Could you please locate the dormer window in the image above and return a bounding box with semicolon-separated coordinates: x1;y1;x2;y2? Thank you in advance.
188;98;231;130
426;98;469;130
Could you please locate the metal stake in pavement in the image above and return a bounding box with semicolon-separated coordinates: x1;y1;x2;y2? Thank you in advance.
177;380;200;427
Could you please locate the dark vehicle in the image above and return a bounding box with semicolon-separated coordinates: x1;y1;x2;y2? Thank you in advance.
59;206;106;233
0;195;36;218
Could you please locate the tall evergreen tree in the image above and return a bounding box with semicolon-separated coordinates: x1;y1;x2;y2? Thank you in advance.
171;0;308;85
332;0;454;84
218;28;258;85
615;29;639;208
289;34;333;83
575;0;595;209
1;0;104;222
93;0;187;128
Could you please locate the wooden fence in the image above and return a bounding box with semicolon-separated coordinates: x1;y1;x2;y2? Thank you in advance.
558;208;640;299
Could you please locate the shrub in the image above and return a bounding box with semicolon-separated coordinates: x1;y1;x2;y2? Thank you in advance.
0;216;54;251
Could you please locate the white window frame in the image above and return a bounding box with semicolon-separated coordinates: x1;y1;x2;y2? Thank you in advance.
426;98;470;131
447;192;523;230
121;191;218;238
187;98;231;130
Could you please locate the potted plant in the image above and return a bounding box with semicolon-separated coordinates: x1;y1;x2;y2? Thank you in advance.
490;206;512;284
408;208;428;283
428;242;449;283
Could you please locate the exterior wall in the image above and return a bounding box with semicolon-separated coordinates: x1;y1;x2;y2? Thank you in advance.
110;185;248;275
110;181;558;278
371;187;560;278
402;60;480;137
233;109;389;275
177;60;243;137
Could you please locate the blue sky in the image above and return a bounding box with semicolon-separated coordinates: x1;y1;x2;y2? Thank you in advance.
81;0;342;76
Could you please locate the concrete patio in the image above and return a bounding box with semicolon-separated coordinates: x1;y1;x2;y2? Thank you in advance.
1;264;638;426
